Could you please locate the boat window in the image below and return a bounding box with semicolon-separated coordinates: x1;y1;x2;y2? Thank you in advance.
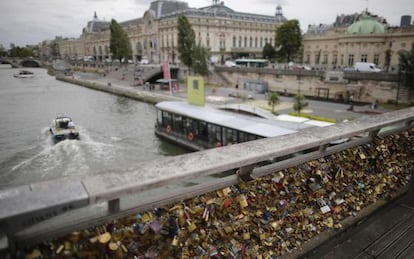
157;109;163;124
162;111;172;127
172;114;182;132
183;117;193;134
226;128;238;144
239;131;249;143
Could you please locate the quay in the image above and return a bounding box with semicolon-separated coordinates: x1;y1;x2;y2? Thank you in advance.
0;71;413;258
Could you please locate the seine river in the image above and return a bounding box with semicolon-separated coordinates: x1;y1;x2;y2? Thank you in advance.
0;65;187;189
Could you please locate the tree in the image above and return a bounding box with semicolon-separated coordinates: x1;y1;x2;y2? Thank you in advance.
267;92;280;114
398;43;414;99
275;19;302;62
293;93;308;114
177;15;196;69
262;43;276;61
192;43;209;75
110;19;132;63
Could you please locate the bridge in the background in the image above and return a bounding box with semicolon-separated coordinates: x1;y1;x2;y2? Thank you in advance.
0;58;42;68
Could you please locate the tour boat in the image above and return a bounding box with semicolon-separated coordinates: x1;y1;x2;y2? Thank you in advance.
49;115;79;142
154;101;330;151
13;70;35;78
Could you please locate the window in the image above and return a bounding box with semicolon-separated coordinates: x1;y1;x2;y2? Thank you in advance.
340;54;344;65
348;54;354;66
233;36;236;47
361;54;368;62
315;53;320;64
373;54;380;65
323;54;328;64
332;54;337;65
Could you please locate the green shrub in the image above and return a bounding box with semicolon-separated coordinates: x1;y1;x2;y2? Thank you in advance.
288;112;336;123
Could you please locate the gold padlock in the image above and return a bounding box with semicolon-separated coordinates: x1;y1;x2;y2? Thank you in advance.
238;194;248;208
186;220;197;232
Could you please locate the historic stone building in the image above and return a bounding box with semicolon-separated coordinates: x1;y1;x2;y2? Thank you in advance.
57;0;287;64
303;11;414;71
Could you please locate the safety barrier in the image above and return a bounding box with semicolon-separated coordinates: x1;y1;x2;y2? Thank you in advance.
0;107;413;252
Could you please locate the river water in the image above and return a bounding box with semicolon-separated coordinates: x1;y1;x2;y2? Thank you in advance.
0;65;187;189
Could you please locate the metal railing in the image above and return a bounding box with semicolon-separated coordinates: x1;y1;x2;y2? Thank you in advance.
0;107;413;251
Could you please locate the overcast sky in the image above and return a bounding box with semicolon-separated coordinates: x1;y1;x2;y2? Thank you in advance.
0;0;413;48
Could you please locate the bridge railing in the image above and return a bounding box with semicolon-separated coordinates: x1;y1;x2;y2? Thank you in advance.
0;107;413;250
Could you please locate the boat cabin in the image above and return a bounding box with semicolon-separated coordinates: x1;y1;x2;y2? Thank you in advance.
155;101;318;151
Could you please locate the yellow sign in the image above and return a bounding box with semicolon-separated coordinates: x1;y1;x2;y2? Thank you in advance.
187;76;205;106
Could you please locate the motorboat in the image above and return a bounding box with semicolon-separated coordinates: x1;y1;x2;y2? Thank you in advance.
49;115;79;141
13;70;35;78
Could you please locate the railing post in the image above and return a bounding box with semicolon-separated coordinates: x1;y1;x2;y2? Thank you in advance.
108;199;120;214
237;165;255;181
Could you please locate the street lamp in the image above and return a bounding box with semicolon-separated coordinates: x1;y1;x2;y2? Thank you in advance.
297;69;302;94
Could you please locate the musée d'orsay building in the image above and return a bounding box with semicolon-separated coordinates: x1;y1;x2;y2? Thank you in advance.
57;0;287;64
56;0;413;70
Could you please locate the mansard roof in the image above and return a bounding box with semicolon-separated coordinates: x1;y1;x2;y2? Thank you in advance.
160;1;286;23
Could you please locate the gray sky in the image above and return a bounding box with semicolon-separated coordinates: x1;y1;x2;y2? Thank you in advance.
0;0;413;48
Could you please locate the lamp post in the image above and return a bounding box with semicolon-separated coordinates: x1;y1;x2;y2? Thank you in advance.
297;69;302;94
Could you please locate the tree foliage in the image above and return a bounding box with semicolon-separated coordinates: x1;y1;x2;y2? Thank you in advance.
192;44;209;75
177;15;196;68
262;43;276;61
293;93;308;114
398;43;414;96
110;19;132;63
267;92;280;114
177;15;208;75
9;46;34;57
275;19;302;62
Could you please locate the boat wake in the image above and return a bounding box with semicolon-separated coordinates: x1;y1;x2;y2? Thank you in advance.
2;127;120;186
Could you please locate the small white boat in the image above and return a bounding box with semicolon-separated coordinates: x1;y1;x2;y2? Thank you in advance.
14;70;35;78
49;115;79;141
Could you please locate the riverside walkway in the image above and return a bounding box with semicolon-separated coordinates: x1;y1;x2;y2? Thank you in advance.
0;70;414;258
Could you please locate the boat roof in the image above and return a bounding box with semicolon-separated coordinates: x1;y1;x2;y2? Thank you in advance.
55;115;72;121
156;101;305;138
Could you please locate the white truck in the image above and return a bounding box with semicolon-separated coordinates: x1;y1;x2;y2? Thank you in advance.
354;62;381;72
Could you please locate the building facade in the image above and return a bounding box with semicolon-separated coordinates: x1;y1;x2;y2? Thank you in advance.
303;11;414;71
57;0;287;64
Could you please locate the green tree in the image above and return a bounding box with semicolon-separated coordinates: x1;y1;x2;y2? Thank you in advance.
275;19;302;62
293;93;308;114
267;92;280;114
398;43;414;98
262;43;276;61
110;19;132;63
177;15;195;69
192;43;209;75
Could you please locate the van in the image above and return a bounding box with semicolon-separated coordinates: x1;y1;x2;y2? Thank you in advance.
354;62;381;72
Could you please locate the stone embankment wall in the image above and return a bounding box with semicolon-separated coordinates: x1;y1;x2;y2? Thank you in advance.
56;76;180;104
217;68;408;104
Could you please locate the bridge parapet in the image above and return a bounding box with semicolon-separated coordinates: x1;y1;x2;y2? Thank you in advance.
0;107;413;251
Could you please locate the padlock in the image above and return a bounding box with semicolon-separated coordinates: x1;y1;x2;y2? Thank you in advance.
238;194;248;208
186;219;197;232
